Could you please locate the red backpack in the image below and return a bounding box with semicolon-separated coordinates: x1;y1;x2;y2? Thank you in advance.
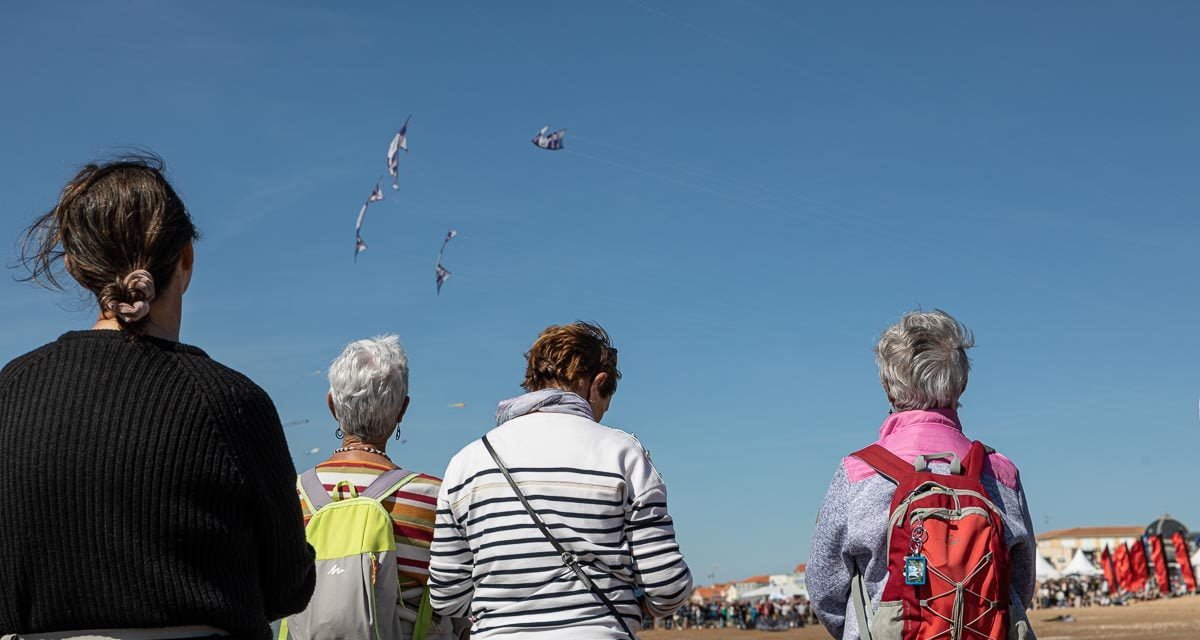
849;441;1012;640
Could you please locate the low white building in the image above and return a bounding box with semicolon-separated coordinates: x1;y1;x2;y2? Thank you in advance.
697;564;809;604
1036;526;1142;571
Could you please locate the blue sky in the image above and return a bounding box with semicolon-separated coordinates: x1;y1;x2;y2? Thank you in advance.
2;1;1198;582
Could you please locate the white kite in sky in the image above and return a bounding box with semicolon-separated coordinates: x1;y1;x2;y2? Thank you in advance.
387;115;411;190
353;179;384;262
435;229;457;294
354;203;369;262
532;125;566;150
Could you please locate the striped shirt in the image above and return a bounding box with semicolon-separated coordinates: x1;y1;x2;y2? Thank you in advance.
429;412;692;639
298;460;441;596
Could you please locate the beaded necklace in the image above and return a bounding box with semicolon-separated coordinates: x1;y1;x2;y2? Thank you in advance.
332;445;391;461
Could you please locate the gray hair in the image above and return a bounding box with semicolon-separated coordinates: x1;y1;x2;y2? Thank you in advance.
327;334;409;441
875;310;974;411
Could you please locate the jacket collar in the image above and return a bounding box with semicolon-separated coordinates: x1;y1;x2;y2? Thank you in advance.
495;389;594;426
878;407;962;439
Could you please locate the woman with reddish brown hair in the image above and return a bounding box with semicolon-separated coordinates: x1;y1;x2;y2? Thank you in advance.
429;321;692;639
0;155;314;639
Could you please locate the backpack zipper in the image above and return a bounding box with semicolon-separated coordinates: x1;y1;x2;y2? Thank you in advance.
908;506;992;526
887;485;1006;552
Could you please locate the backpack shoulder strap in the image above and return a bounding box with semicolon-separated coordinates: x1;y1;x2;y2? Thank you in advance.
413;585;434;640
300;468;333;511
962;441;992;482
362;468;420;501
850;444;915;485
850;570;875;640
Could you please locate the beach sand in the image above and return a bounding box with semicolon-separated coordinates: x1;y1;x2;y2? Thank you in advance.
642;594;1200;640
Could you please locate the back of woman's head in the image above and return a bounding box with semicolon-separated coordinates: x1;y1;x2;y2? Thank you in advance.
522;321;621;397
327;335;409;441
20;153;198;332
875;309;974;411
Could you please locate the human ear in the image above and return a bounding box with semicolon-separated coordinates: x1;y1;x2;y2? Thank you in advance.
177;242;195;294
590;372;608;400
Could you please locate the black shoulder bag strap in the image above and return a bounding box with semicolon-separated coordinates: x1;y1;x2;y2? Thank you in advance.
481;435;637;640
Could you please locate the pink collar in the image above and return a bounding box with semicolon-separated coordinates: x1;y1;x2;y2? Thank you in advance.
843;408;1021;490
877;407;962;439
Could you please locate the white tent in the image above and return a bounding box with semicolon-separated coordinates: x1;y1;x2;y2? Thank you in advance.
739;581;807;601
1191;547;1200;570
1036;554;1061;581
738;584;775;600
1062;549;1102;577
774;582;807;598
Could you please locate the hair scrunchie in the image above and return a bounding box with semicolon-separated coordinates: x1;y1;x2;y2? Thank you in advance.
107;269;157;323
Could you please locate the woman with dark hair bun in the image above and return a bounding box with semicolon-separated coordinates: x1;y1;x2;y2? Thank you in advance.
0;155;315;640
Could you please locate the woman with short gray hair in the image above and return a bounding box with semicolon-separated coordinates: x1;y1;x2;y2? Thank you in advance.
807;310;1037;640
326;335;411;444
874;310;974;412
286;335;461;639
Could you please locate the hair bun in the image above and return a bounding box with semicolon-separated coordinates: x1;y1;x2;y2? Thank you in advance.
104;269;157;323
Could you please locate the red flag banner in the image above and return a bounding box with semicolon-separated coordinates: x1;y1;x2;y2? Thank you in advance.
1129;538;1151;592
1171;531;1197;592
1114;543;1133;593
1100;545;1119;591
1148;535;1170;594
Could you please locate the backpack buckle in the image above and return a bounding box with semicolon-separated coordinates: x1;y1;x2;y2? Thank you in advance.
561;551;577;566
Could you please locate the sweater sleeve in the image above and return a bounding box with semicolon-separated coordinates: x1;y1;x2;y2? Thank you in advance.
224;383;316;620
808;463;852;639
1007;473;1037;611
428;465;475;618
623;438;692;617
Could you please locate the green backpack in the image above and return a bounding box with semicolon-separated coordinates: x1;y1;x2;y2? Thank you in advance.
281;468;434;640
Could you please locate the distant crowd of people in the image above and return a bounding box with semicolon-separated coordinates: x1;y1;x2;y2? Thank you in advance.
1036;578;1114;608
650;598;819;631
1036;576;1196;609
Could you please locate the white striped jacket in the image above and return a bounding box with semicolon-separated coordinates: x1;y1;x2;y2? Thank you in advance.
429;412;692;639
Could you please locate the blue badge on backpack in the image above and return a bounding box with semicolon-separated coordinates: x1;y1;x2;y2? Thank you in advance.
904;555;928;586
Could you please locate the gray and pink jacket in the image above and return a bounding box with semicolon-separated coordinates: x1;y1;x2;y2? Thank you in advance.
807;409;1037;640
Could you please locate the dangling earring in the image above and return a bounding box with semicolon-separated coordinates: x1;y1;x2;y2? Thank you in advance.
395;427;403;441
335;428;344;439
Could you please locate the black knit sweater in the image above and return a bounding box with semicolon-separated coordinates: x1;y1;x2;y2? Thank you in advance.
0;330;315;639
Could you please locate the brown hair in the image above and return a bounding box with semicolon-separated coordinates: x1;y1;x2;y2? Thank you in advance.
522;321;621;397
18;153;199;332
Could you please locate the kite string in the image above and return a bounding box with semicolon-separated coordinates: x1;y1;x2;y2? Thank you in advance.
569;133;833;210
436;231;456;266
563;147;883;237
563;147;809;220
565;137;897;235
